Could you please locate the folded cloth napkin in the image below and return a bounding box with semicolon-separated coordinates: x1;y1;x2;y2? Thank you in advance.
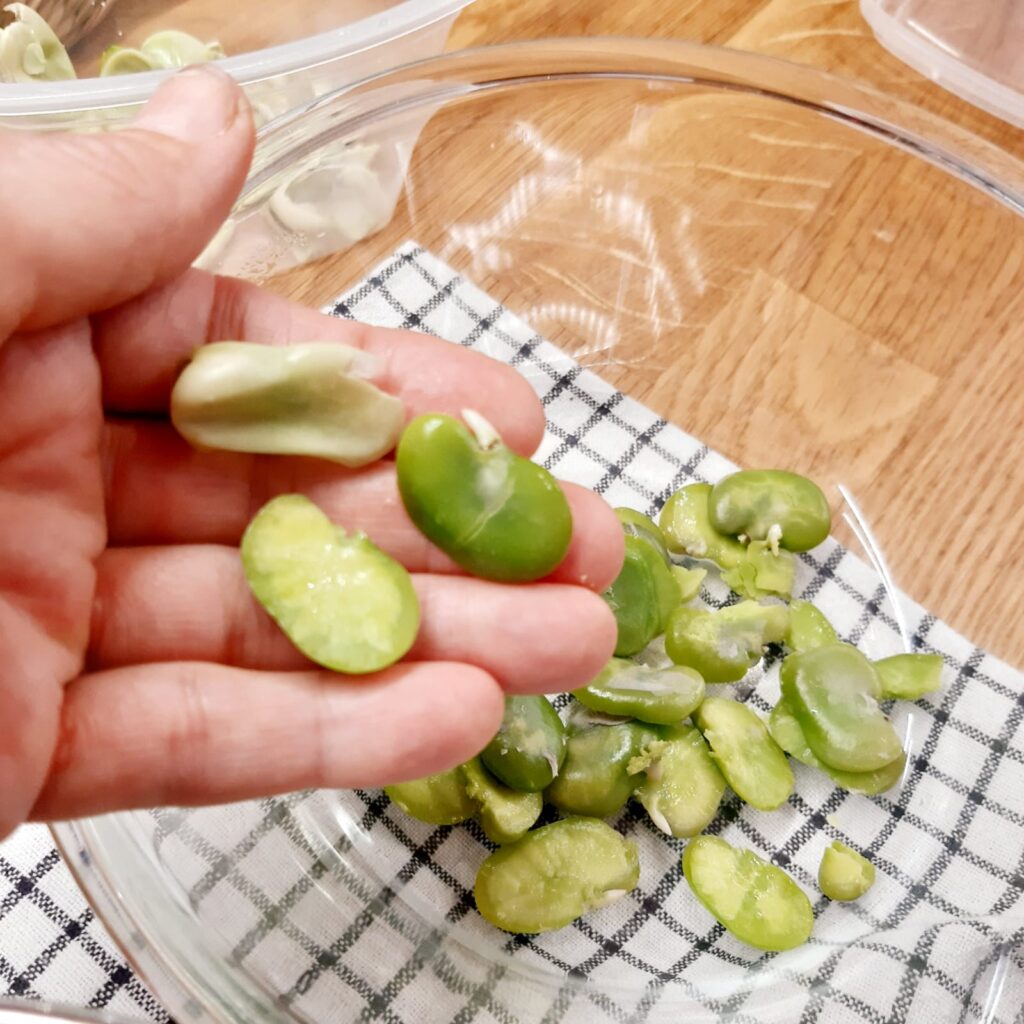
2;243;1022;1024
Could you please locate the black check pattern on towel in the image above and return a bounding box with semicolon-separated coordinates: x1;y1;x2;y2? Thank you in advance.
2;243;1023;1024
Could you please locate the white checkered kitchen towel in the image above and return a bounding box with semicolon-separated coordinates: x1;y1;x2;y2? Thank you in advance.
2;244;1022;1024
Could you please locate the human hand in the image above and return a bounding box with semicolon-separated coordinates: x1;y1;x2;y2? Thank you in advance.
0;66;623;839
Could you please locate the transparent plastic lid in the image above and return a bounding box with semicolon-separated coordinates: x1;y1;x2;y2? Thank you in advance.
861;0;1024;128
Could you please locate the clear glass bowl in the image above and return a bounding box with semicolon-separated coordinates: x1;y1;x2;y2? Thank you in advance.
53;38;1024;1024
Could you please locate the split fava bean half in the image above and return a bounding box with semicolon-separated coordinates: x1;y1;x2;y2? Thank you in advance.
818;841;875;902
683;836;814;951
460;759;543;845
604;535;681;656
474;817;640;933
573;658;705;725
666;600;789;683
385;767;475;826
781;643;904;773
658;483;746;567
241;494;419;674
874;653;944;700
396;411;572;582
615;507;671;562
636;724;725;838
709;470;831;552
546;720;660;818
786;599;838;653
170;341;404;467
480;696;567;792
693;697;793;811
721;541;796;601
768;699;905;795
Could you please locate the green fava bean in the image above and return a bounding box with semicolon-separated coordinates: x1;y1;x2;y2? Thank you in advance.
573;658;705;725
546;721;660;818
818;841;875;902
674;565;707;603
170;341;404;468
396;411;571;582
474;817;640;933
480;696;567;792
666;600;788;682
781;644;903;773
460;760;543;845
658;483;746;567
615;507;671;562
709;469;831;552
875;653;944;700
721;541;796;601
636;725;725;837
786;600;838;653
241;494;419;674
683;836;814;952
385;768;475;825
693;697;793;811
605;535;679;656
768;699;905;795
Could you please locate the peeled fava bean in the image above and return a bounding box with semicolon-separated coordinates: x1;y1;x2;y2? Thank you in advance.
721;540;796;601
460;760;543;845
241;494;419;674
658;483;746;567
170;341;404;467
768;699;905;795
786;599;838;653
480;696;567;792
396;411;572;582
683;836;814;951
385;768;475;826
573;658;705;725
781;643;904;773
818;841;875;902
709;470;831;552
636;725;725;837
474;817;640;933
874;653;944;700
693;697;793;811
666;600;788;682
615;507;671;562
605;535;681;656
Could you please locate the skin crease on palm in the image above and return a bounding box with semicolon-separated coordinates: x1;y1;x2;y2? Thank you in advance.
0;66;624;841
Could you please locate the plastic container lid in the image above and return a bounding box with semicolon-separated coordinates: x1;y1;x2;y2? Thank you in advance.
861;0;1024;128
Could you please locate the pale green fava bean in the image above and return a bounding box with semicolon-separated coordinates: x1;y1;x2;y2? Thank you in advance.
683;836;814;951
709;469;831;552
241;494;419;674
474;818;640;933
546;721;660;818
674;565;707;603
636;725;725;838
786;599;838;653
658;483;746;567
615;507;671;563
781;644;904;773
874;653;944;700
666;600;789;682
480;696;567;792
170;341;404;467
818;841;875;901
693;697;793;811
460;760;543;845
721;541;796;601
573;658;705;725
768;699;905;795
385;768;475;825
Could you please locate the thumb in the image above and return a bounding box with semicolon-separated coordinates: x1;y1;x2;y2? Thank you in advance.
0;64;254;338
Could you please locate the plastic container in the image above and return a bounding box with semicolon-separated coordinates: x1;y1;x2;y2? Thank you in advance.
861;0;1024;128
50;38;1024;1024
0;0;474;129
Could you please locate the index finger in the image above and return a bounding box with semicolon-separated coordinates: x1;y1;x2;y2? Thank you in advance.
92;268;546;456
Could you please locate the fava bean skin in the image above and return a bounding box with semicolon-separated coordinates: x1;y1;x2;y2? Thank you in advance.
658;483;746;567
666;601;788;682
683;836;814;951
481;696;567;792
460;759;543;845
781;644;903;773
709;470;831;552
396;411;571;582
636;725;725;837
573;658;705;725
693;697;793;811
385;768;475;826
474;818;640;933
818;841;875;901
241;494;419;675
874;653;943;700
786;600;838;653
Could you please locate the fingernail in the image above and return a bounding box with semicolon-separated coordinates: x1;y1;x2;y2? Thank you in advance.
134;65;246;142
